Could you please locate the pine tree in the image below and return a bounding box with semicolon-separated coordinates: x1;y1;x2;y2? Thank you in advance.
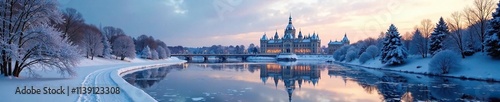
485;1;500;58
101;32;112;59
141;46;152;59
429;17;449;56
381;24;408;65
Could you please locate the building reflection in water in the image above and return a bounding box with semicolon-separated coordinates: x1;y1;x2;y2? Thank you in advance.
259;62;320;102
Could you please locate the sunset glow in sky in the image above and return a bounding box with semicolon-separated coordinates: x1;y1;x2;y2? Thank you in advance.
59;0;472;47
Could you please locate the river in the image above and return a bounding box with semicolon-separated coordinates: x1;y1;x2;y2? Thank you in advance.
122;61;500;102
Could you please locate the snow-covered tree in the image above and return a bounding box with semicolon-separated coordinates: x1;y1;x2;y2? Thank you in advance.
1;0;80;77
156;46;167;59
151;50;159;60
359;52;371;64
345;50;357;62
248;43;256;54
101;31;112;59
365;45;379;59
429;17;450;56
429;50;461;74
165;47;171;58
112;36;136;60
141;46;152;59
411;29;426;57
58;8;85;43
484;1;500;58
333;45;350;61
381;24;408;65
344;46;360;62
82;25;103;60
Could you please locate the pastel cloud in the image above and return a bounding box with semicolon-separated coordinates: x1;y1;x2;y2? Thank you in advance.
59;0;471;47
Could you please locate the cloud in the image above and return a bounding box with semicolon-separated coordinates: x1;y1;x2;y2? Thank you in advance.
59;0;471;46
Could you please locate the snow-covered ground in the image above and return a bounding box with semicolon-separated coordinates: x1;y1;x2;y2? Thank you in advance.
0;57;186;102
334;53;500;81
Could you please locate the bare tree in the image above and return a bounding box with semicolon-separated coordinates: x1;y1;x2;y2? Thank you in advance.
470;0;496;51
402;32;413;51
82;25;104;60
419;19;434;58
59;8;85;41
446;12;466;58
463;7;482;51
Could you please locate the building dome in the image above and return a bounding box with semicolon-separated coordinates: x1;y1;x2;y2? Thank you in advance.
341;33;350;44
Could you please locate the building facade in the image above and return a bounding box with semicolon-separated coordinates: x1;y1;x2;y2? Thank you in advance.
260;15;321;54
327;34;350;54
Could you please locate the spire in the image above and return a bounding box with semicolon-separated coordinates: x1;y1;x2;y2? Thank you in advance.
274;30;279;39
289;13;292;24
298;29;303;39
261;33;268;40
312;33;316;39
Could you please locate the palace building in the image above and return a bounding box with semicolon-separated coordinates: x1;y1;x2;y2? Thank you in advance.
260;15;322;54
327;34;350;54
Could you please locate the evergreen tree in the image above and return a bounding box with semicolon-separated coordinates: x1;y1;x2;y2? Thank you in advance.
485;1;500;58
381;24;408;65
429;17;449;56
101;32;112;59
141;46;152;59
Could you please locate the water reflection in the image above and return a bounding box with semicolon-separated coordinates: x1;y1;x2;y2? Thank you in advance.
123;62;500;102
122;65;184;89
259;63;321;102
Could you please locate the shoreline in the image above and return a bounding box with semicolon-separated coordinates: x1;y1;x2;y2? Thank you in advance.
330;61;500;83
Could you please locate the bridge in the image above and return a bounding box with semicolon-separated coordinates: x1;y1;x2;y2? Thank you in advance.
170;54;277;62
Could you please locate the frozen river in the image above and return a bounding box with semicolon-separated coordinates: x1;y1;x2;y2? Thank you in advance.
122;61;500;102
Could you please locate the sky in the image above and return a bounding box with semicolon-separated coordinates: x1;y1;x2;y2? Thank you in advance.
57;0;472;47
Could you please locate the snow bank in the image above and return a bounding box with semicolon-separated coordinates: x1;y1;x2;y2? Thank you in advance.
332;53;500;82
111;58;186;102
297;55;333;61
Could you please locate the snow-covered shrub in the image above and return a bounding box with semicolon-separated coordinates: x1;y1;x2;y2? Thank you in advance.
359;52;371;64
151;50;159;60
345;50;357;62
429;50;461;74
365;45;379;59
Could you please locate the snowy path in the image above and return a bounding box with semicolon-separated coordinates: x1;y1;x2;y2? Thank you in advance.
77;66;130;102
0;58;186;102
